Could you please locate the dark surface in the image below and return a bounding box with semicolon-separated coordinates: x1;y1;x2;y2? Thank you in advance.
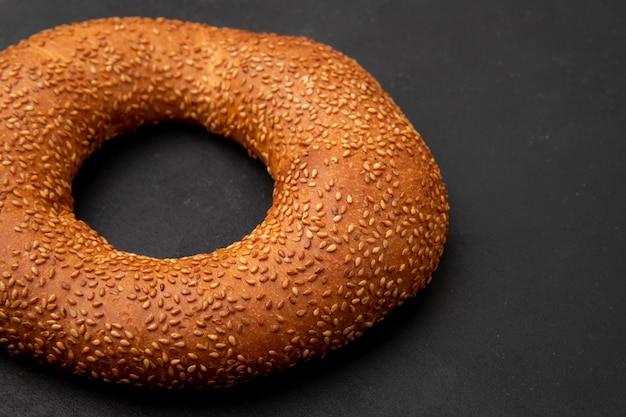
1;0;625;415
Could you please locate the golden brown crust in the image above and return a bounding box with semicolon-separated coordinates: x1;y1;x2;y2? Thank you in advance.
0;17;449;388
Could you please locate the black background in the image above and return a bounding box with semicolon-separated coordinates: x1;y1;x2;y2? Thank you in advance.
1;0;625;416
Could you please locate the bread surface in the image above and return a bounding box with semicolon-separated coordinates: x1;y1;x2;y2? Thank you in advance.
0;17;449;388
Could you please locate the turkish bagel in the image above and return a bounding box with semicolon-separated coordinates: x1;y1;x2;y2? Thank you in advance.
0;17;449;388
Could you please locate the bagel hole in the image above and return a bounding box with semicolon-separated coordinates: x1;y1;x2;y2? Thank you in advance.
72;122;274;259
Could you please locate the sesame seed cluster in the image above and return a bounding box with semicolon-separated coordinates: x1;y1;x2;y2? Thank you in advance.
0;17;448;388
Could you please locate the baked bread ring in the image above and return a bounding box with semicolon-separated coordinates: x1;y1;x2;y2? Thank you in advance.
0;17;449;388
